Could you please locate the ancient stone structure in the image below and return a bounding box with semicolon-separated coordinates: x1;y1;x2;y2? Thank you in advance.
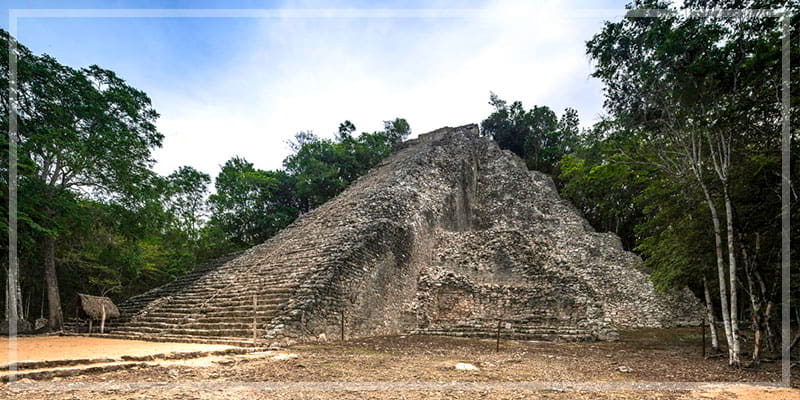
112;125;702;345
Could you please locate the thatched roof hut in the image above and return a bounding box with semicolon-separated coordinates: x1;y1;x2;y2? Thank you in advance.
77;294;120;320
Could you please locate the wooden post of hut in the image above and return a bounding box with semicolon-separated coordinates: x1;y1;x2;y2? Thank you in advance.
77;294;120;335
100;304;106;334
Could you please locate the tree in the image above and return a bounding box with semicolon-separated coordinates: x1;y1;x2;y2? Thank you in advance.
208;158;298;249
481;93;532;158
558;122;651;250
383;118;411;144
337;120;356;140
284;120;410;212
203;119;410;259
634;172;722;351
164;166;211;239
0;30;162;330
585;0;799;365
481;93;580;175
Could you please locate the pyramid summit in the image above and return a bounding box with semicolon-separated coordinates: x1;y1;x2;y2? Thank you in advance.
113;124;702;344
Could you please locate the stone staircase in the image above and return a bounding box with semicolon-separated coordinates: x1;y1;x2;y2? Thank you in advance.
108;234;344;344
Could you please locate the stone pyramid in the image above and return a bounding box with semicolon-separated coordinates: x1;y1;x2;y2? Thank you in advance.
112;124;702;345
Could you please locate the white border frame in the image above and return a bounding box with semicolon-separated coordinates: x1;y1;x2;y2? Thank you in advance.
4;7;793;391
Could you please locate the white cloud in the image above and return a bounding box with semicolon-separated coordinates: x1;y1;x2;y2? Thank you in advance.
151;1;619;177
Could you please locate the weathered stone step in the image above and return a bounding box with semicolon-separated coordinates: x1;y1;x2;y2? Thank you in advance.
151;304;282;314
118;293;283;311
189;272;298;282
159;286;296;300
123;320;259;331
164;281;288;293
133;265;226;286
119;268;299;298
133;312;277;324
203;309;284;318
124;315;273;324
101;332;266;347
160;297;288;309
195;315;277;324
127;308;282;321
114;326;259;337
415;328;595;341
167;291;293;303
129;312;279;324
178;278;294;288
424;325;589;335
146;297;288;309
446;322;582;330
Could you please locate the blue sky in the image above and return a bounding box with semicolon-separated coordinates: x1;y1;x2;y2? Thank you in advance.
1;0;630;177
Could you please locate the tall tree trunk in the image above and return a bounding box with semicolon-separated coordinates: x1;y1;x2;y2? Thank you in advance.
757;298;773;364
745;269;764;366
699;182;734;359
765;308;776;352
722;187;740;366
755;262;776;355
23;287;30;321
742;237;767;367
703;276;720;350
3;266;23;323
15;278;24;321
43;235;63;331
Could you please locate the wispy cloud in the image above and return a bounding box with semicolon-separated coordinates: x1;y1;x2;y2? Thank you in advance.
149;0;624;176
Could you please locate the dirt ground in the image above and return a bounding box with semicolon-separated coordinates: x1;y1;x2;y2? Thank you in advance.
0;336;233;365
2;329;799;400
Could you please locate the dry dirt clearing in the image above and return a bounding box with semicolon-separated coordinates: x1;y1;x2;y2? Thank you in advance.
0;336;233;365
2;329;799;400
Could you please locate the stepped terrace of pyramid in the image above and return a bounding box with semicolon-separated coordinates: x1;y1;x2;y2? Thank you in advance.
111;124;703;345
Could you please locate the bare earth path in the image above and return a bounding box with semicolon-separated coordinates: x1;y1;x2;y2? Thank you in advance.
2;329;798;399
0;336;233;364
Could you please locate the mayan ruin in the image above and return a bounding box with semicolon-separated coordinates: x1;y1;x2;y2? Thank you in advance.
108;125;702;345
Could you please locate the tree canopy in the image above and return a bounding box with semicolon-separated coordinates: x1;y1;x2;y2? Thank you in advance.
564;0;800;365
481;93;580;175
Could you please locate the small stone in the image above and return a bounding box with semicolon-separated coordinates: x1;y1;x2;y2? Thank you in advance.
617;365;632;373
270;353;298;361
454;362;479;371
